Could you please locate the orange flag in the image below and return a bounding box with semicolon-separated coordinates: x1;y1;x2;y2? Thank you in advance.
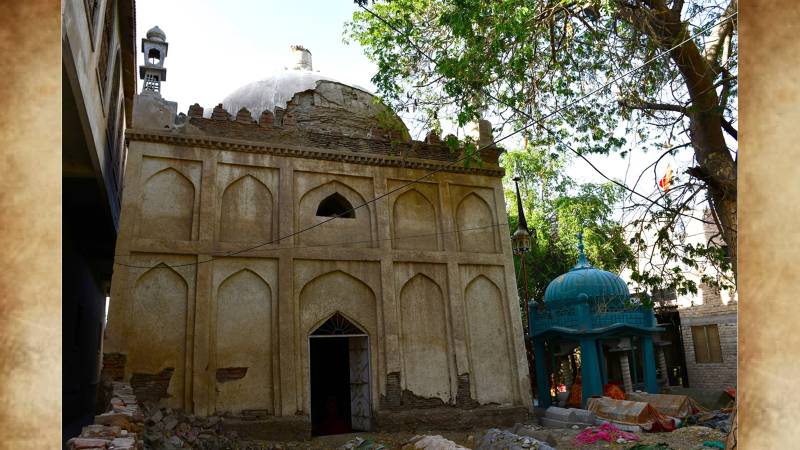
658;165;673;192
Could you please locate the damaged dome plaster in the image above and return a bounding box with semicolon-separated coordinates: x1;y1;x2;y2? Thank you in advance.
105;40;531;439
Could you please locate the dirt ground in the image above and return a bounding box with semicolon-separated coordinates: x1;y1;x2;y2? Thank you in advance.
236;424;727;450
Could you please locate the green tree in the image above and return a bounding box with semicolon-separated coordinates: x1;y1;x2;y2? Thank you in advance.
503;147;634;304
347;0;738;290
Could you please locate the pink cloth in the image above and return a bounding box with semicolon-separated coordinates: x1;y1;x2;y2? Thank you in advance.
575;423;641;446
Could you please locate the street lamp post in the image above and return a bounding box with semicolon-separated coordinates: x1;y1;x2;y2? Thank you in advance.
512;176;538;402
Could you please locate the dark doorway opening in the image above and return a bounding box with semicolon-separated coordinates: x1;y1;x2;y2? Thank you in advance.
310;337;352;436
655;307;690;387
309;313;372;436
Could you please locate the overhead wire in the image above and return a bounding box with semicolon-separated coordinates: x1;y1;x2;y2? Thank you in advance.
357;2;737;231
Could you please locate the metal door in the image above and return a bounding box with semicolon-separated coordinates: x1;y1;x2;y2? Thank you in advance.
348;336;371;431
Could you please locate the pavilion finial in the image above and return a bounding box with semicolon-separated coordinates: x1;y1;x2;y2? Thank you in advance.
573;231;591;269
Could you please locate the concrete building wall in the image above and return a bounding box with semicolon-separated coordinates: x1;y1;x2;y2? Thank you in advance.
62;0;136;443
104;92;531;431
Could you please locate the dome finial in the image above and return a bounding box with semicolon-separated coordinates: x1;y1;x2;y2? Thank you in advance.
290;45;313;71
573;231;592;270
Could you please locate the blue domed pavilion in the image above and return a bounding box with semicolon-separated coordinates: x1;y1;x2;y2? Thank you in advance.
529;234;664;408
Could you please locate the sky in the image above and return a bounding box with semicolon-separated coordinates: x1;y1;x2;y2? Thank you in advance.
134;0;695;195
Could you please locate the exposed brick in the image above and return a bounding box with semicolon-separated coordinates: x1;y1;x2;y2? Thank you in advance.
456;373;479;409
101;353;126;382
130;368;174;403
187;103;204;118
211;104;230;121
258;110;274;127
425;130;441;144
380;372;402;410
235;108;254;124
400;389;445;409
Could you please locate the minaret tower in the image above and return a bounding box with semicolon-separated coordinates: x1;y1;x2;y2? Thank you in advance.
139;25;168;95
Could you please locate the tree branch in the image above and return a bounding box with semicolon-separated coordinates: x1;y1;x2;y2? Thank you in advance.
703;0;737;72
619;99;687;113
721;118;737;140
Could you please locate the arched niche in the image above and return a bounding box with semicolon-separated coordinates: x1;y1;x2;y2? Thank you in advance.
297;181;372;248
215;269;273;414
140;168;195;240
129;263;188;408
219;175;273;243
464;275;513;404
300;270;377;336
299;270;377;418
392;190;438;250
456;193;497;253
399;274;450;401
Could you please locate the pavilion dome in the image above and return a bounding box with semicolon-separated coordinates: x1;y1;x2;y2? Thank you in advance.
543;240;630;304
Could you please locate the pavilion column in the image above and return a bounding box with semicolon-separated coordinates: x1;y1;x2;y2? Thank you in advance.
563;354;574;388
657;346;669;385
533;338;550;408
579;337;603;407
619;352;634;393
642;335;659;393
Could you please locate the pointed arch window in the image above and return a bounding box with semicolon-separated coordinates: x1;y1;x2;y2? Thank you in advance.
316;192;355;218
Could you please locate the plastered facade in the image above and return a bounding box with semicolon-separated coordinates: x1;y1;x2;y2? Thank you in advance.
104;81;532;429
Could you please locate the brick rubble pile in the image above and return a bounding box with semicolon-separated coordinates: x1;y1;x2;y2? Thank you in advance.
66;382;144;450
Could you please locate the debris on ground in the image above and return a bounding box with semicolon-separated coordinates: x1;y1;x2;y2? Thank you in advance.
626;443;673;450
66;382;145;450
141;403;242;449
682;411;732;434
400;434;469;449
511;423;559;447
476;428;556;450
574;422;641;446
338;436;388;449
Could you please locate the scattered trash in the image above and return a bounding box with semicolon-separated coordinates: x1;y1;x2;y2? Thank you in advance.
575;422;641;446
702;440;726;449
684;411;732;434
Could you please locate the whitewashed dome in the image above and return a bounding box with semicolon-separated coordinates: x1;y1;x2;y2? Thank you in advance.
220;45;371;118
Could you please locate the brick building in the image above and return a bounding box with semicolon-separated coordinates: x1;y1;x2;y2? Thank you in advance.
628;209;737;392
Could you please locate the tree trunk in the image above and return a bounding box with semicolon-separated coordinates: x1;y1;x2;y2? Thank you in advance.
618;0;738;278
668;18;738;279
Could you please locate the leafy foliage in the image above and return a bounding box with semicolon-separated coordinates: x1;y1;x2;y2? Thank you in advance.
502;146;634;303
347;0;738;297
